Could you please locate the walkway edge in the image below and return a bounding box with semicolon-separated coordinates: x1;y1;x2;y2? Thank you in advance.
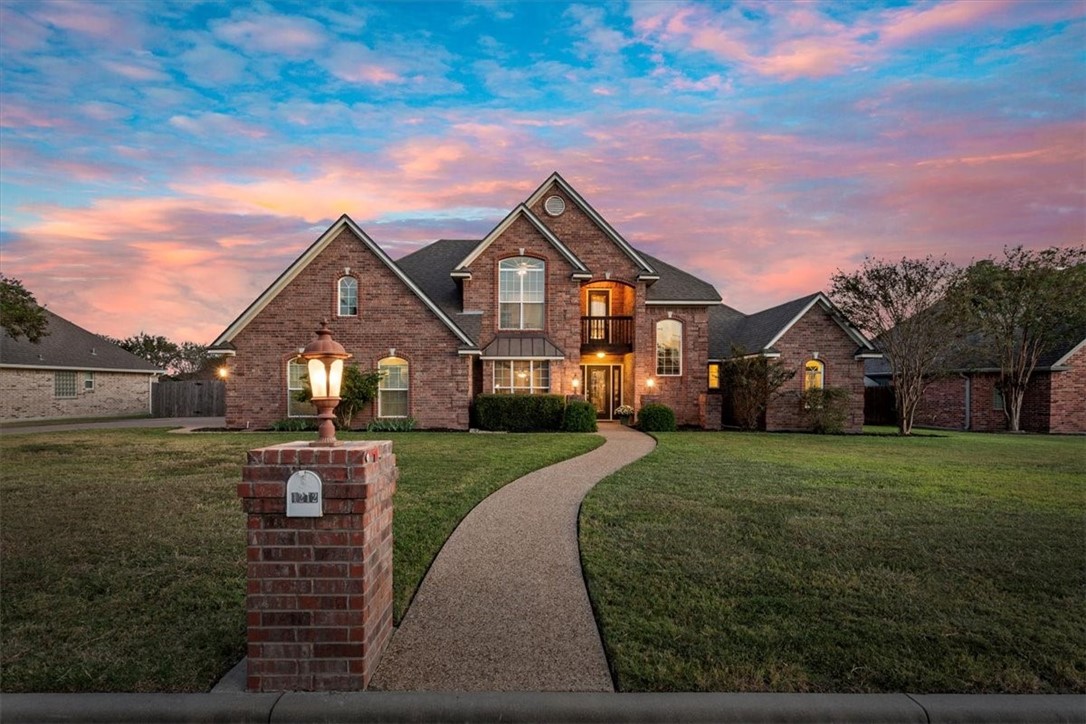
3;692;1083;723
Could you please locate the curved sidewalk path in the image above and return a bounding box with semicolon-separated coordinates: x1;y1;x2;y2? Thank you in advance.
371;423;656;692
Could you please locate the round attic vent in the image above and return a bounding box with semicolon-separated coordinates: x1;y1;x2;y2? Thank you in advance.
544;195;566;216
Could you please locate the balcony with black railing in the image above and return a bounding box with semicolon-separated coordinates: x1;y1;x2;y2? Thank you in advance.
581;316;634;354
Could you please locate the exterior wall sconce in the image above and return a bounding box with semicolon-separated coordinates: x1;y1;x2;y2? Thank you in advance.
571;377;580;391
299;321;352;447
217;366;229;379
646;377;656;389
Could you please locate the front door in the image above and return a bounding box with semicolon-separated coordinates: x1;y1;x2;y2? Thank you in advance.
585;365;622;420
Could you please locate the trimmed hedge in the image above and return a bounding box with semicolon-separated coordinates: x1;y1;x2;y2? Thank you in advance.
562;401;598;432
638;403;676;432
473;394;566;432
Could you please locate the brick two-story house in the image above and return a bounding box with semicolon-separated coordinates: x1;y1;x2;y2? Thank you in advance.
210;173;873;431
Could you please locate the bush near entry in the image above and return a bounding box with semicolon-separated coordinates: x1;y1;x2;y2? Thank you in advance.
562;401;598;432
473;394;566;432
637;403;676;432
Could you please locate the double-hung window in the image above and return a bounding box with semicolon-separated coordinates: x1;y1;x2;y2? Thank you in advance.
499;257;544;329
287;359;315;417
378;357;409;418
655;319;682;376
803;360;825;391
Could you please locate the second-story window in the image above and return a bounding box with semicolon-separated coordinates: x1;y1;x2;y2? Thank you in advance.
338;277;358;316
499;257;544;329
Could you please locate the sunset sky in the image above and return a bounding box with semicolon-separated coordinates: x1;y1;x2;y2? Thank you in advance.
1;0;1083;344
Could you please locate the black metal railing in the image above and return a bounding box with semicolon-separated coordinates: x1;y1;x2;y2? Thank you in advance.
581;316;633;350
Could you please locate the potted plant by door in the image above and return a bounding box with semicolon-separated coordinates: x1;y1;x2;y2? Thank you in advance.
615;405;634;426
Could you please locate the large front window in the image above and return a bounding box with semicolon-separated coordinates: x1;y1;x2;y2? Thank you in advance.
499;257;544;329
494;360;550;394
378;356;409;418
656;319;682;376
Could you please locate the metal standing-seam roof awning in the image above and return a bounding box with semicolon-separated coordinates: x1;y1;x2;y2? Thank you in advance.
479;335;566;360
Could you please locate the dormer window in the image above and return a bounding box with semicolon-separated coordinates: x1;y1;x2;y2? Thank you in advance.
499;257;544;330
338;277;358;316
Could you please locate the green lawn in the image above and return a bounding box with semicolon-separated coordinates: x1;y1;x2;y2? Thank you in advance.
0;428;601;692
580;429;1086;693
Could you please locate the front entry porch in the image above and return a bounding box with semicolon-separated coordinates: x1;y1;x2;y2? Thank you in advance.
581;364;622;421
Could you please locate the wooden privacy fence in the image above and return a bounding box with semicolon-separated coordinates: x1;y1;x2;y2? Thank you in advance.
864;386;897;426
152;380;225;417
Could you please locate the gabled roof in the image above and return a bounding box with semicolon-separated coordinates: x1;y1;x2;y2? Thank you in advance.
1;309;162;374
641;253;722;305
210;215;477;351
710;292;874;360
454;204;590;276
524;172;657;278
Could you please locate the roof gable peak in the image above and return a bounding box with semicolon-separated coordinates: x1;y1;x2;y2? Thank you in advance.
454;203;589;274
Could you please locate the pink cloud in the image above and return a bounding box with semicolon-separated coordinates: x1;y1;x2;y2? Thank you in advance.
211;11;327;56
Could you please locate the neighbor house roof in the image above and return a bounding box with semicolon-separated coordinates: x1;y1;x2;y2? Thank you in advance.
865;328;1086;378
0;309;162;374
709;292;875;360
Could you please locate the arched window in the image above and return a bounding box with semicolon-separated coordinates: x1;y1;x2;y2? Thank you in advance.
499;257;544;329
803;359;824;391
338;277;358;316
656;319;682;376
378;356;409;418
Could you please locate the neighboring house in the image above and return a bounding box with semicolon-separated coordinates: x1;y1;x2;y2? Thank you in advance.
210;173;873;431
708;293;877;432
866;334;1086;433
0;309;162;422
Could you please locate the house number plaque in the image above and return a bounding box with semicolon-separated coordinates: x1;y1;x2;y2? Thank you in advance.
286;470;323;517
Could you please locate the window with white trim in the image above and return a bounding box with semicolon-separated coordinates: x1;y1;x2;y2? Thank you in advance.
287;359;316;417
378;357;409;418
55;371;77;398
83;372;95;390
499;257;544;330
338;276;358;316
493;360;550;394
655;319;682;376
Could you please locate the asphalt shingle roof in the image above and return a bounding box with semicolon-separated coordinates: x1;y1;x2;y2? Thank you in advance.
709;293;823;359
640;253;722;303
1;309;162;373
396;239;482;344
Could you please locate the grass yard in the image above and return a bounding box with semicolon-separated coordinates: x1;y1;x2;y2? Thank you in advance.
580;429;1086;693
0;428;601;692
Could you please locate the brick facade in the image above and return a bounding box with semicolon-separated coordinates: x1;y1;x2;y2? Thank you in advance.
913;342;1085;433
239;440;396;692
0;368;152;422
222;228;471;430
763;306;866;433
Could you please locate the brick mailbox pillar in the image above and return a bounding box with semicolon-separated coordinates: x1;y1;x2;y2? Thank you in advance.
238;440;396;692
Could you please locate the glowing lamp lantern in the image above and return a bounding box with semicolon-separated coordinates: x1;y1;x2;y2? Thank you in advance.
299;322;352;446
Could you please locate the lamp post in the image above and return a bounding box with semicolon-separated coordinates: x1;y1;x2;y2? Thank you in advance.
299;321;352;446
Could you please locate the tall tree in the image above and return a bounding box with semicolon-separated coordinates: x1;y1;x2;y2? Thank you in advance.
722;347;795;431
831;256;962;435
0;276;49;343
953;245;1086;432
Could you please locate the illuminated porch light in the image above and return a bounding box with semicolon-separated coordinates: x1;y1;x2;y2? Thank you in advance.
299;321;352;447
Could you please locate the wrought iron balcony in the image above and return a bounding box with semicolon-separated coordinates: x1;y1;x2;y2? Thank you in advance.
580;316;634;354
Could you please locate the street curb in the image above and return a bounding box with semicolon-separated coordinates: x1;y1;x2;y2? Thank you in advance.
2;692;1083;723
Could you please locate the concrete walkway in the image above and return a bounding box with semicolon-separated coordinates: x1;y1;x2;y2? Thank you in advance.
371;423;656;692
